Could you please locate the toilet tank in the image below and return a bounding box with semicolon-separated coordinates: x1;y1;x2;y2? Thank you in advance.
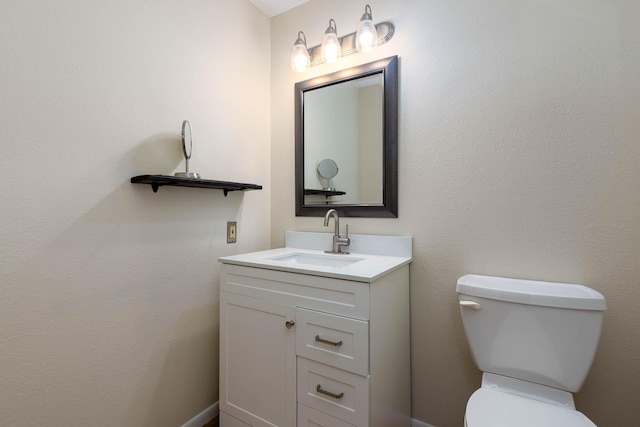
456;274;606;393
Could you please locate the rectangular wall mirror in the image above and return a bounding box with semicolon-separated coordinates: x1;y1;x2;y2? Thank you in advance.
295;56;398;217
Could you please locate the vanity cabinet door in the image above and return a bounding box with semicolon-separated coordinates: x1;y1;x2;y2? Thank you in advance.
220;292;297;427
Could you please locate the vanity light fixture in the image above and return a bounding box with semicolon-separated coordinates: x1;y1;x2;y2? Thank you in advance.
291;31;311;72
290;4;394;72
321;19;341;64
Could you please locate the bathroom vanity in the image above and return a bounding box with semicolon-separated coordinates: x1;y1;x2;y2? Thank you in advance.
218;232;412;427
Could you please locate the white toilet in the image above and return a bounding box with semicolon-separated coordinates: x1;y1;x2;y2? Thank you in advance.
456;274;606;427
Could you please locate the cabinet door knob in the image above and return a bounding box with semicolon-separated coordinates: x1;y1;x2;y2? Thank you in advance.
316;384;344;399
285;320;295;329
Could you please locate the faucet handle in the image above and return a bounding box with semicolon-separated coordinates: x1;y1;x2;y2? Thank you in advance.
340;224;351;251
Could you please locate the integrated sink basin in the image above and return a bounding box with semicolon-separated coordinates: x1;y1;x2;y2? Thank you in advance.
266;252;364;268
218;231;412;281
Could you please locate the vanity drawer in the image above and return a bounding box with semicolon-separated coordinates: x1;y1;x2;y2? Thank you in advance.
297;403;355;427
296;308;369;376
297;358;369;427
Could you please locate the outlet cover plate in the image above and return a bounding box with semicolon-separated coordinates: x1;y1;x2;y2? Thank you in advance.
227;221;237;243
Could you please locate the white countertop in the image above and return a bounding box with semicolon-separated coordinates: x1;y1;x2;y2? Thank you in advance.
218;232;412;282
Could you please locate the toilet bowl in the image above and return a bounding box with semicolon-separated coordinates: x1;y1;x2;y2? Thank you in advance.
464;373;596;427
457;274;606;427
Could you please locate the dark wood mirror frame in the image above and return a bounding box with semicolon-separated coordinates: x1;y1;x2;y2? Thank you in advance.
295;55;398;218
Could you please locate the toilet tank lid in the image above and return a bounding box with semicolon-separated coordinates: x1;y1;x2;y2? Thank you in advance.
457;274;606;311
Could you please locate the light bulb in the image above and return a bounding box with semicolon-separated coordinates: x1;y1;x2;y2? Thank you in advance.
321;19;341;64
356;5;378;53
291;31;310;72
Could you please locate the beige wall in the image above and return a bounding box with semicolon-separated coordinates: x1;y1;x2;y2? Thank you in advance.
0;0;270;425
3;0;639;425
271;0;640;426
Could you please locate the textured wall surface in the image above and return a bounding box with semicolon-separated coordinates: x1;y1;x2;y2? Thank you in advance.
2;0;639;426
271;1;640;426
0;1;270;425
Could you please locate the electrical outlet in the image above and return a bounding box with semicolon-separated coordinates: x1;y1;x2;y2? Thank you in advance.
227;221;237;243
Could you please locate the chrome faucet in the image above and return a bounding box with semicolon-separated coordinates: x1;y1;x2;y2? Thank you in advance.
323;209;350;254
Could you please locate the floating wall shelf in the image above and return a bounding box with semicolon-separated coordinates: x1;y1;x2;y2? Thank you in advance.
131;175;262;196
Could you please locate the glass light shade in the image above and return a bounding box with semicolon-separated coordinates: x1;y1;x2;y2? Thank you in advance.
356;19;378;52
356;6;378;53
291;32;310;72
321;32;341;63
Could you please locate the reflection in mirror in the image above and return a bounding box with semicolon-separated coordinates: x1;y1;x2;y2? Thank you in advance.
295;56;398;217
304;76;382;203
317;158;339;190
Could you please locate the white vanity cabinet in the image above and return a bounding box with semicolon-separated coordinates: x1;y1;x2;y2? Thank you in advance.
219;260;411;427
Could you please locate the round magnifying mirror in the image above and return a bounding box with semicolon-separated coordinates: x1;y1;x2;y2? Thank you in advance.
181;120;192;159
317;158;339;180
175;120;200;178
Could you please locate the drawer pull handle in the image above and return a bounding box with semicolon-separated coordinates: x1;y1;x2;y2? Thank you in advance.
315;335;343;347
285;321;295;329
316;384;344;400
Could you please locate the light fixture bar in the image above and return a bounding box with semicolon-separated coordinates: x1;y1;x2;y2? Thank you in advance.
307;21;395;67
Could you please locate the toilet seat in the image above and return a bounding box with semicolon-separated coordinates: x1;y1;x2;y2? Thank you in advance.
465;387;596;427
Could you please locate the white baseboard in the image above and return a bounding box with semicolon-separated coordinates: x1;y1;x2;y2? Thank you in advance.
412;418;436;427
182;403;432;427
181;402;219;427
